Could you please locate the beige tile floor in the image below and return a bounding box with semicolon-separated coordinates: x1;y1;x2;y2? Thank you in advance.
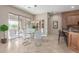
0;34;74;53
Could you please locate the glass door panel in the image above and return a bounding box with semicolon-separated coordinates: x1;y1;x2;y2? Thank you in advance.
8;13;18;39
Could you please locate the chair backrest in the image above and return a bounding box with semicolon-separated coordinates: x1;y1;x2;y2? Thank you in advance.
59;30;64;36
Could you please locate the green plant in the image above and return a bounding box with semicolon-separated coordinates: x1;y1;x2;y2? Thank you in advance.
0;24;8;39
32;25;36;29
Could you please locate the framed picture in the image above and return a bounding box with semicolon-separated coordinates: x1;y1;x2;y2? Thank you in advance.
53;21;58;29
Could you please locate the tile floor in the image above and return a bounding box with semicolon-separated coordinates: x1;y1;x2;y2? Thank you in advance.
0;34;74;53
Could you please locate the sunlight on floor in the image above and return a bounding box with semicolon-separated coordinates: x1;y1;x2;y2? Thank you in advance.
0;35;74;53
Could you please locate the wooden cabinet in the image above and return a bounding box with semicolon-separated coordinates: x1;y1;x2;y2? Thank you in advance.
62;10;79;28
67;16;77;25
68;32;79;52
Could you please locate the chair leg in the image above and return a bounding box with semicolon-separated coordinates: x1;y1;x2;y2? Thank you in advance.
64;36;68;46
63;32;68;46
58;33;60;44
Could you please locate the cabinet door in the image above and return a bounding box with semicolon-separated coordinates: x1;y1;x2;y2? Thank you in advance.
70;33;78;51
67;16;76;25
67;16;72;25
76;15;79;25
77;36;79;50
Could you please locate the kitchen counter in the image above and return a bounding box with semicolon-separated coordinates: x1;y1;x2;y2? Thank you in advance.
68;32;79;52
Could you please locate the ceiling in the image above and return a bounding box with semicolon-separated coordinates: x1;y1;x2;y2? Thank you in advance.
13;5;79;15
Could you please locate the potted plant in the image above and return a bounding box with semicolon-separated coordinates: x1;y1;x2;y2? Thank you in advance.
31;25;37;33
0;24;8;43
32;25;36;29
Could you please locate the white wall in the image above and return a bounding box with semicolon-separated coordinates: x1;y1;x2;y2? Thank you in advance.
0;6;8;39
50;14;62;34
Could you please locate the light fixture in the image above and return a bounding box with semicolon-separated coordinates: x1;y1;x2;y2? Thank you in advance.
34;5;37;7
71;6;75;8
28;6;31;8
27;5;37;8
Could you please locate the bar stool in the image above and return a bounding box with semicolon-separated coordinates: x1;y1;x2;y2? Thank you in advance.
58;29;68;46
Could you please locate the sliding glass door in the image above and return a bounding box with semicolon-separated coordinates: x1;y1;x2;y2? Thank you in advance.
19;16;31;39
8;13;19;39
8;13;31;40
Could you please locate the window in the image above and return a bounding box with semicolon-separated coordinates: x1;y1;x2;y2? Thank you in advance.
8;13;18;39
8;13;31;39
